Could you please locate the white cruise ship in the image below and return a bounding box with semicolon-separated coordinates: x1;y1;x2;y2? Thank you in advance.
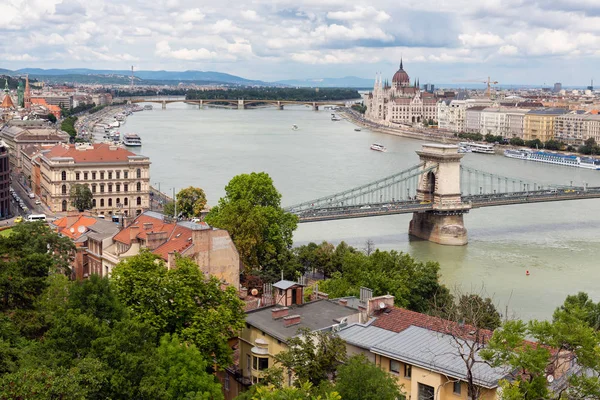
504;149;600;170
370;143;386;152
122;133;142;147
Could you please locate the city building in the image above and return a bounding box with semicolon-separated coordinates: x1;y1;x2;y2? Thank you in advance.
480;107;508;137
51;213;120;279
33;94;72;109
465;106;488;133
35;142;151;215
0;141;10;218
523;108;568;142
1;79;15;110
423;83;435;93
104;211;241;287
365;60;437;125
30;98;62;118
555;113;600;145
437;96;493;133
24;75;31;110
505;109;530;139
553;83;562;93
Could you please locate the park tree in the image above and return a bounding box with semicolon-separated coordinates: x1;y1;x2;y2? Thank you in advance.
70;184;93;212
205;172;298;272
509;137;525;146
176;186;207;219
243;383;341;400
335;355;405;400
111;252;245;367
275;328;347;387
47;113;57;123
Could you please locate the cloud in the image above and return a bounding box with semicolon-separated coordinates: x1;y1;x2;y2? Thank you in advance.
177;8;205;22
459;32;504;48
327;6;390;22
241;10;261;21
155;40;219;61
498;45;518;55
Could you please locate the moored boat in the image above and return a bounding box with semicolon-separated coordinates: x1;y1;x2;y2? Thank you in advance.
504;149;600;170
331;114;342;121
370;143;386;152
122;133;142;147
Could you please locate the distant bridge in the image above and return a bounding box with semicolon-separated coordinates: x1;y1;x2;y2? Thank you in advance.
285;144;599;245
117;96;349;110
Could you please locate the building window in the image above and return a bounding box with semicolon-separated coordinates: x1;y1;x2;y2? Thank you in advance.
92;172;96;180
390;360;400;374
116;198;120;204
62;200;67;211
252;356;269;371
124;170;128;179
108;184;113;193
100;199;104;207
108;171;112;179
136;168;141;178
100;184;105;193
116;183;120;192
418;383;435;400
124;183;128;192
116;171;120;179
136;196;141;205
453;381;461;395
84;172;88;180
61;171;66;181
404;364;412;378
224;374;230;391
61;184;67;194
92;199;96;207
136;182;141;192
108;198;112;207
124;198;128;206
100;172;105;180
75;172;80;180
92;184;96;193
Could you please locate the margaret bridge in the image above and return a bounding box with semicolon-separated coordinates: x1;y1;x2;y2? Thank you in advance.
284;144;600;245
119;96;349;110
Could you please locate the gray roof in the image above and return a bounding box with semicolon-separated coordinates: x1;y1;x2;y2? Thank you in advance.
370;326;508;388
527;107;568;115
86;219;120;241
142;210;166;220
177;220;211;231
337;323;397;349
273;280;299;290
245;300;358;343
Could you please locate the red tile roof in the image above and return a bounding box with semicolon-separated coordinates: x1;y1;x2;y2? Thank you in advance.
152;225;194;260
43;143;139;164
53;215;98;239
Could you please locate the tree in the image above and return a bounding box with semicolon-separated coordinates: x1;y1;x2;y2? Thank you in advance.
176;186;207;219
525;139;543;149
544;139;562;151
456;293;502;330
554;292;600;330
241;382;341;400
163;201;175;217
140;334;224;400
47;113;57;123
205;172;298;272
335;355;404;400
509;137;525;146
70;184;93;212
275;328;347;387
111;252;245;367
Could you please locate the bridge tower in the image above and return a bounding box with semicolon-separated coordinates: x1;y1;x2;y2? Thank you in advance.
409;144;471;245
238;99;245;110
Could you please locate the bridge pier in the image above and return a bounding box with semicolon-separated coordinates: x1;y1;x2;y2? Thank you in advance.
238;99;245;110
312;102;319;111
162;101;166;110
199;100;203;109
277;101;283;110
409;144;470;245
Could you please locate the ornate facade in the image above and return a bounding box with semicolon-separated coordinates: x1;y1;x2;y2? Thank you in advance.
365;60;437;125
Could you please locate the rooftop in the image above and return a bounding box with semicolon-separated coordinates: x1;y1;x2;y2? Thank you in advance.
245;299;359;343
42;143;148;164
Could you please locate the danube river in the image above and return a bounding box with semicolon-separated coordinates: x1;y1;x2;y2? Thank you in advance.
124;102;600;321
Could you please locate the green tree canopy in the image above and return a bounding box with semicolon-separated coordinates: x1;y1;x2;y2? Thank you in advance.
176;186;207;218
335;355;404;400
111;252;245;367
206;172;298;271
70;184;93;212
47;113;57;123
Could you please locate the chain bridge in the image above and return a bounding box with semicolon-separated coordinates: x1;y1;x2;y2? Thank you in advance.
285;144;600;245
118;96;347;110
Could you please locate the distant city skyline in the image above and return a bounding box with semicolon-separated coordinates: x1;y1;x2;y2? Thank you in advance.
1;0;599;86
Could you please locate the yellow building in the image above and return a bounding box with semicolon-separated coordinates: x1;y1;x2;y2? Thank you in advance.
523;108;567;142
35;143;150;216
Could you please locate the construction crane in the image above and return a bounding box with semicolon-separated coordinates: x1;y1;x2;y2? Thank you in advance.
454;77;499;98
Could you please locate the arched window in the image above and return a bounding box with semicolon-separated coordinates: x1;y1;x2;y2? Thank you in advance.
124;198;128;206
136;168;141;178
108;198;112;207
61;171;66;181
92;199;96;207
100;199;104;207
116;198;120;204
61;184;67;194
61;200;67;211
136;182;141;192
136;196;141;205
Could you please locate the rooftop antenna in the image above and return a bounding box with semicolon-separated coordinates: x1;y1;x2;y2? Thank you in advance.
130;65;134;90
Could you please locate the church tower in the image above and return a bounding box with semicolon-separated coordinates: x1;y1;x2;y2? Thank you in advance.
17;80;24;107
24;74;31;109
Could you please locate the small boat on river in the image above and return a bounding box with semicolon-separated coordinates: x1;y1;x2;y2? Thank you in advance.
370;143;386;152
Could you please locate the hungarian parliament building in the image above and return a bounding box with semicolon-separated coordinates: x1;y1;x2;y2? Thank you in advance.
365;60;437;125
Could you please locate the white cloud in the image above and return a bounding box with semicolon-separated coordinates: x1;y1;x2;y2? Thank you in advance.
327;6;390;22
155;40;219;61
177;8;205;22
498;45;518;55
458;32;504;48
241;10;261;21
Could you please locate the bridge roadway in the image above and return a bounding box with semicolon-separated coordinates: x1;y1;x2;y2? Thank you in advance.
295;187;600;223
117;96;348;109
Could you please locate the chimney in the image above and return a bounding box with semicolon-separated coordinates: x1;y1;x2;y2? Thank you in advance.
283;315;301;327
338;299;348;307
367;295;395;316
271;307;289;320
129;225;140;242
146;231;169;250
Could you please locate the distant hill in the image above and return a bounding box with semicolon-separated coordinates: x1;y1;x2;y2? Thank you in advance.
276;76;375;88
15;68;274;86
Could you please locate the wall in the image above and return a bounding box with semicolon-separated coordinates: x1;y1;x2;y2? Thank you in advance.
192;229;240;289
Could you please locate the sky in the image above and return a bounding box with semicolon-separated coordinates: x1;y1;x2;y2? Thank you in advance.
0;0;599;85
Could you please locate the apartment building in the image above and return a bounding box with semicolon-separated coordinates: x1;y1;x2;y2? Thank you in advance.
554;113;600;145
464;106;488;133
523;108;568;142
35;143;150;215
480;108;508;137
505;109;529;139
437;97;493;133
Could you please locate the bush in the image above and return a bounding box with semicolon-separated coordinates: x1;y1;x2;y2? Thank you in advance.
509;137;525;146
458;132;483;141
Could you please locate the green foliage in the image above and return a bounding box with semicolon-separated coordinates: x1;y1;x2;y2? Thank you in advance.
60;102;96;118
163;201;175;217
484;134;503;143
509;137;525;146
246;383;341;400
89;104;107;114
318;249;451;313
61;116;78;137
111;252;245;367
176;186;207;218
578;137;600;155
456;294;502;330
544;139;562;151
206;172;298;272
525;138;543;149
187;88;360;102
554;291;600;330
293;241;354;278
335;355;404;400
275;328;347;387
350;103;367;114
70;183;93;211
46;113;57;123
458;132;483;141
140;334;224;400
